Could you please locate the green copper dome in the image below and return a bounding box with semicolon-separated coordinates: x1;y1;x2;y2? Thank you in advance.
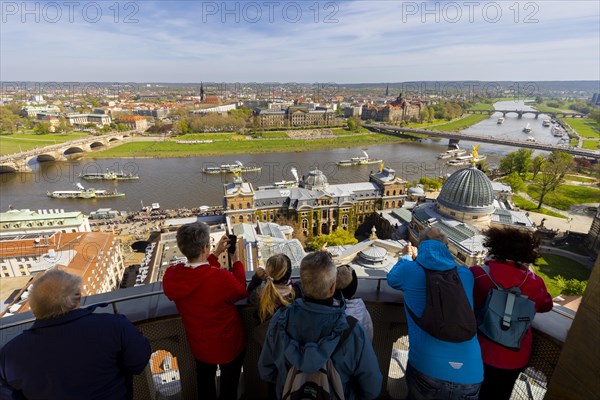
437;166;494;214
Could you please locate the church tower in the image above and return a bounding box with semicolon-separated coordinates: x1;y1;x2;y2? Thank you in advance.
200;82;205;103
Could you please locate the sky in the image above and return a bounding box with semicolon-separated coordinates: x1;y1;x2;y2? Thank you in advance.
1;0;599;83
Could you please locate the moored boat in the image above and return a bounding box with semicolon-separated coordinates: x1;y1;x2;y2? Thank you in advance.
79;169;139;181
542;119;551;127
497;117;505;124
523;123;532;133
337;151;382;166
48;183;125;199
202;161;262;174
447;154;487;166
551;125;564;137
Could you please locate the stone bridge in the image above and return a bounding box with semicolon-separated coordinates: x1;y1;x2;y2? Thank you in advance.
466;109;586;119
0;132;135;173
364;123;600;160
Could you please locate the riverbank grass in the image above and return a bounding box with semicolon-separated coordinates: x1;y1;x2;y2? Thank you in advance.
567;118;600;139
0;133;91;155
430;114;490;132
582;140;599;150
89;133;407;158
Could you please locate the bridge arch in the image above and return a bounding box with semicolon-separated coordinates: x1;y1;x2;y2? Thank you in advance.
89;142;105;150
0;165;18;173
36;153;60;162
108;137;121;143
503;111;521;117
63;147;86;156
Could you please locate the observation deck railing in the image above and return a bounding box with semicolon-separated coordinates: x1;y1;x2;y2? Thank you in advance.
0;277;572;399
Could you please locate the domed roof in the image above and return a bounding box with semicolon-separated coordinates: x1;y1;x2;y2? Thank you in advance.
302;169;328;190
437;166;494;214
408;185;425;195
359;246;387;263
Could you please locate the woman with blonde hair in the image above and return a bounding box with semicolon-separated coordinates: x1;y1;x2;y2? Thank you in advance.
248;254;301;339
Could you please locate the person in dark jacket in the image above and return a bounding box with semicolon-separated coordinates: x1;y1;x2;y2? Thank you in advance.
258;251;382;400
163;222;247;400
471;227;553;400
0;268;151;400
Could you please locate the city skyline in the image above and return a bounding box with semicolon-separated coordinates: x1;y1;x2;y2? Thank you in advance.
1;1;599;83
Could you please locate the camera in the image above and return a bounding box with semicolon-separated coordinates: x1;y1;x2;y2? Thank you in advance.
227;234;237;254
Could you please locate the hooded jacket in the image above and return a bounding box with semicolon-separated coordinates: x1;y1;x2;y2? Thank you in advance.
258;298;382;400
387;240;483;384
0;304;151;400
471;260;553;369
162;254;247;364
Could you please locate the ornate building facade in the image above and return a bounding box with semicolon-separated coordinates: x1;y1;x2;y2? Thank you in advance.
223;168;407;237
255;106;338;128
361;93;424;122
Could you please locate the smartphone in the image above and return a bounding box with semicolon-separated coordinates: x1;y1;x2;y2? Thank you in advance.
227;234;237;254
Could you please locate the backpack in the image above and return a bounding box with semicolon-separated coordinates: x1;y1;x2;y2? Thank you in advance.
282;316;357;400
406;262;477;343
475;265;536;351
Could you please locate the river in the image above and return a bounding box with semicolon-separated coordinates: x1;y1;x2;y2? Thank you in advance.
0;101;553;214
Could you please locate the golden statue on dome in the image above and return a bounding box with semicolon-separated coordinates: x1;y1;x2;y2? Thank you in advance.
470;145;480;166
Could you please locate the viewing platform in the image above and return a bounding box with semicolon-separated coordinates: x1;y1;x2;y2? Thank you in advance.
1;272;590;400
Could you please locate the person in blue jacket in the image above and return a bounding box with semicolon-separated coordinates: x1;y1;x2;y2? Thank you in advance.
387;228;483;400
258;251;382;400
0;268;151;400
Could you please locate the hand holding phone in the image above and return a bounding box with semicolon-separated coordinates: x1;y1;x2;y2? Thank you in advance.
227;234;237;254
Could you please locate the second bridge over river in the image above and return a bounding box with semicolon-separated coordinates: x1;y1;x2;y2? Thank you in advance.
364;123;600;160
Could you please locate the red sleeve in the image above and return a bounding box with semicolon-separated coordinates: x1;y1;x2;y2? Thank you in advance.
207;254;247;303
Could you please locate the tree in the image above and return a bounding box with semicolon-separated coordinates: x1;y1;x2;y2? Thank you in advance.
309;228;358;250
535;96;543;104
0;107;18;133
531;155;545;180
514;148;534;177
505;172;526;193
536;151;574;209
499;152;518;175
419;177;442;191
346;119;356;131
33;122;50;135
499;149;533;177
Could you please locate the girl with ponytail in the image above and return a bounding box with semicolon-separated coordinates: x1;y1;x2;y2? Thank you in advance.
247;254;302;342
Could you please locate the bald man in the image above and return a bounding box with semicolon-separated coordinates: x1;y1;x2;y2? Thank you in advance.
0;268;151;400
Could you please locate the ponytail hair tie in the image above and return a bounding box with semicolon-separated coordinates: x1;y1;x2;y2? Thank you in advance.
266;275;274;282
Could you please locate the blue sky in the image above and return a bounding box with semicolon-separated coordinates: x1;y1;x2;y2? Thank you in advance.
1;1;599;82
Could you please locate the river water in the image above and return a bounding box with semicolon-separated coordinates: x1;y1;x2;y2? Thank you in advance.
0;101;554;214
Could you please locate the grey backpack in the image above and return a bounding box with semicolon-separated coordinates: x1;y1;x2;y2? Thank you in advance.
476;265;536;351
282;317;357;400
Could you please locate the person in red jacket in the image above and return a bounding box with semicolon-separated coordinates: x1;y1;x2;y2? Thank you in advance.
163;222;247;400
470;227;553;400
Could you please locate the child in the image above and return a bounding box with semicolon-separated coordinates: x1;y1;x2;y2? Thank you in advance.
247;254;301;344
336;265;374;341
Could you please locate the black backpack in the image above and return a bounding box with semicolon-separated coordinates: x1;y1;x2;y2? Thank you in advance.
406;262;477;343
